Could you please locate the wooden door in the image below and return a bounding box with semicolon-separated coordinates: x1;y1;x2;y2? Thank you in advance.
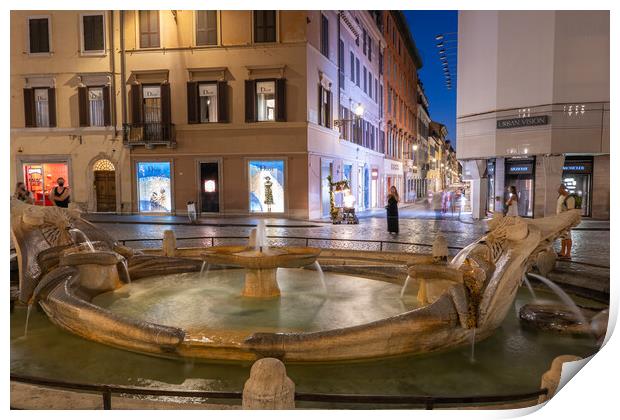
94;171;116;212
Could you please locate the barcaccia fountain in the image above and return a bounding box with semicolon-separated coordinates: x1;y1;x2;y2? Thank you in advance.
10;198;593;363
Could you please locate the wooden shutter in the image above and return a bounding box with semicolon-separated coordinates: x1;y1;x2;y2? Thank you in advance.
326;90;332;128
160;83;171;125
275;78;286;122
78;86;89;127
317;85;323;126
130;84;143;124
217;81;228;123
23;88;35;127
103;85;111;126
186;81;198;124
47;88;56;127
244;80;256;123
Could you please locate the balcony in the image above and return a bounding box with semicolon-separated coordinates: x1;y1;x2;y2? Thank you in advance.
123;123;176;149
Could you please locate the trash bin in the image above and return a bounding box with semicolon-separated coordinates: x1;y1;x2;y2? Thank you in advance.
187;201;197;224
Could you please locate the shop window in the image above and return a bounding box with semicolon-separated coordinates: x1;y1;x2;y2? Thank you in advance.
34;88;50;127
88;87;105;126
199;83;218;123
81;13;105;53
187;81;228;124
23;162;69;206
28;16;50;54
139;10;160;48
249;160;285;213
245;79;285;122
137;162;172;213
254;11;276;43
196;11;217;46
256;81;275;121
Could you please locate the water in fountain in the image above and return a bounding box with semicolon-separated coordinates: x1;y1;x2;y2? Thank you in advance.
254;220;268;253
522;274;538;300
69;228;95;252
469;328;476;363
312;261;327;293
24;304;33;337
200;261;211;279
527;273;591;333
400;275;413;299
120;260;131;284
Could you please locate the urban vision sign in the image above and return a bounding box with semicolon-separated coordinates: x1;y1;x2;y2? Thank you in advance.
497;116;549;129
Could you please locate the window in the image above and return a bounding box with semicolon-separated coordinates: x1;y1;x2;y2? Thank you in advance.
362;28;367;55
139;11;160;48
88;87;105;126
137;162;172;213
355;58;360;87
379;52;383;75
143;85;162;123
81;13;105;53
320;14;329;57
256;81;276;121
350;51;355;82
199;83;218;122
363;67;367;94
196;11;217;46
375;78;378;103
254;11;276;43
368;39;372;62
387;87;392;114
34;88;50;127
28;17;50;54
338;39;345;87
249;160;285;213
368;74;372;98
318;85;331;128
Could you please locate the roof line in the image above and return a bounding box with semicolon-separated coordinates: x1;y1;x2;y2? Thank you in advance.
391;11;423;69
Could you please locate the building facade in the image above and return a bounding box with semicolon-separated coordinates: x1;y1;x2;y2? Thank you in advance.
457;11;610;220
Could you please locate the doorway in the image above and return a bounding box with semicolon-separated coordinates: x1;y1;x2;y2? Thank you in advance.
200;161;220;213
321;160;333;218
93;159;116;212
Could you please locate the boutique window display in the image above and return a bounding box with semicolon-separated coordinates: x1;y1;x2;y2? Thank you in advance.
248;160;284;213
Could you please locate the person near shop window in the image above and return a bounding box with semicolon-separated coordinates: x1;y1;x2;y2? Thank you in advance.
386;186;400;234
556;184;575;260
14;182;34;204
51;178;71;208
505;186;519;217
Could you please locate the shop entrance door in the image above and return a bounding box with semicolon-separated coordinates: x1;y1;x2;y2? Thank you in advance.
505;158;535;217
321;160;333;218
94;171;116;212
200;162;220;213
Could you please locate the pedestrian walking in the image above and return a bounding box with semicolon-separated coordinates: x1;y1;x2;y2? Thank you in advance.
14;182;33;204
386;186;400;234
556;184;576;259
432;189;443;219
505;186;519;217
51;178;71;208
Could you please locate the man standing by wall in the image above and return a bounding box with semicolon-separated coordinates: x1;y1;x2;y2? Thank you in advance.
556;184;575;259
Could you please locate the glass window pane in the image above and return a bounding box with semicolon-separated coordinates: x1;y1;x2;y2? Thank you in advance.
249;160;285;213
199;83;218;123
137;162;172;212
83;15;104;51
256;81;275;121
34;88;49;127
29;18;50;53
88;87;104;126
196;11;217;46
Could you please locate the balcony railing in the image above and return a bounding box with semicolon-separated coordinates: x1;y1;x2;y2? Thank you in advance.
123;123;176;149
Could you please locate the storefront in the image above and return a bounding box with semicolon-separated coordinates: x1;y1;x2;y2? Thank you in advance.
562;157;593;217
199;161;221;214
505;157;535;217
487;159;496;213
22;161;70;206
384;159;403;201
248;159;285;213
136;161;173;213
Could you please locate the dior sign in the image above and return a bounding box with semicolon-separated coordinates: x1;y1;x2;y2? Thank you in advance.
497;115;549;129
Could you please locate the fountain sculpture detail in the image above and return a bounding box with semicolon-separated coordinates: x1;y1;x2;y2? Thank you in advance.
10;198;583;362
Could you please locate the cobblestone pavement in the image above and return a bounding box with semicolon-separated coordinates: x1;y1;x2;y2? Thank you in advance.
91;206;608;267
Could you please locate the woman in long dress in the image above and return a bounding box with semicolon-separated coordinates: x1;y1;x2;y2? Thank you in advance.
386;186;400;234
505;186;519;217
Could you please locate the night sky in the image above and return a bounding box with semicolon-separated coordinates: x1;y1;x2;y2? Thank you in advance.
403;10;458;149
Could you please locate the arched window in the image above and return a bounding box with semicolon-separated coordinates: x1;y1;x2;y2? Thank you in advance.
93;159;115;171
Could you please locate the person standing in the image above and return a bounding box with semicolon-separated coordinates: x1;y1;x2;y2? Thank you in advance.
432;189;443;219
505;186;519;217
51;177;71;208
14;182;34;204
556;184;576;259
386;186;400;234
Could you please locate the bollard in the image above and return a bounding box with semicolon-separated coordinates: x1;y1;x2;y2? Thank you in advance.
242;357;295;409
538;354;582;404
162;230;177;257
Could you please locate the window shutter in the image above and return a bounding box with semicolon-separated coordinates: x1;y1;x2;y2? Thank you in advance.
47;88;56;127
186;81;198;124
130;84;143;123
23;88;35;127
275;78;286;122
244;80;256;122
217;81;228;123
161;82;171;125
78;86;89;127
103;85;111;126
317;85;323;126
326;90;332;128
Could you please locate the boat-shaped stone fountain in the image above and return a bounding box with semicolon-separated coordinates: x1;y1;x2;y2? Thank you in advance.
10;198;583;362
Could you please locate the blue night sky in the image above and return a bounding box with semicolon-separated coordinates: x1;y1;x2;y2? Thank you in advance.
403;10;458;149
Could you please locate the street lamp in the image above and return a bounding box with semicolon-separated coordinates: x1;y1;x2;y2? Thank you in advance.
353;103;364;117
333;102;364;138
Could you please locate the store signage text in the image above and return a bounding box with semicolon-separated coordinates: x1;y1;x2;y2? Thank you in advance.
497;116;549;129
507;164;533;175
